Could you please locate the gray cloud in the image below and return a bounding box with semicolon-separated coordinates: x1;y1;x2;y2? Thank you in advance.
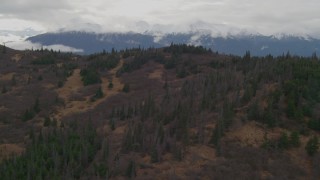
0;0;69;14
6;40;84;53
0;0;320;39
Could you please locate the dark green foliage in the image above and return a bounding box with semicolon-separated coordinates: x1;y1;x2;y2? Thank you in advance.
210;60;225;69
289;131;301;147
118;55;148;74
37;75;43;81
209;102;234;148
281;59;320;124
164;56;178;69
108;81;113;89
22;109;35;121
32;55;55;65
109;113;116;131
2;44;6;54
117;50;164;75
58;63;77;79
269;90;281;109
109;118;116;131
122;50;131;58
27;76;31;84
126;160;136;178
176;66;188;78
263;131;301;151
80;68;101;86
210;121;223;147
262;106;277;128
308;118;320;131
29;129;35;140
95;86;104;99
305;136;319;156
87;53;120;70
91;86;104;101
0;123;100;179
241;84;254;105
122;124;133;146
222;102;235;129
157;124;165;144
11;75;16;86
299;126;310;136
1;86;7;94
57;80;64;88
60;121;64;128
63;62;78;71
122;83;130;93
51;118;57;127
302;104;312;117
278;132;290;149
261;134;273;150
163;44;211;54
243;51;251;60
0;115;9;124
33;98;40;113
150;147;159;163
121;121;145;153
163;77;168;89
102;140;109;161
3;44;320;179
173;144;185;161
94;163;109;178
43;117;51;127
286;98;296;118
247;101;260;121
258;98;277;127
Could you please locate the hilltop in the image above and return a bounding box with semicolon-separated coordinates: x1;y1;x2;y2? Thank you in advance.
0;44;319;179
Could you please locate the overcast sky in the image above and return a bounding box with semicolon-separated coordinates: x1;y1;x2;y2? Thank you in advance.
1;0;320;38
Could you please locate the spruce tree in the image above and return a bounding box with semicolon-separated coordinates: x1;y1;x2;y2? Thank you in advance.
306;136;319;156
2;43;6;54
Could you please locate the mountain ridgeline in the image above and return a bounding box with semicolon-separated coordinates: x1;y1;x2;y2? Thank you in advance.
0;44;320;179
27;31;320;56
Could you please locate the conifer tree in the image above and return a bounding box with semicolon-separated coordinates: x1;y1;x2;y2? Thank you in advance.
306;136;319;156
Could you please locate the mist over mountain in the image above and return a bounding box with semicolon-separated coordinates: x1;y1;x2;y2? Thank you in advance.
27;31;320;56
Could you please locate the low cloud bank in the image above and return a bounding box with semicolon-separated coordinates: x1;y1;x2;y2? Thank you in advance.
6;40;84;53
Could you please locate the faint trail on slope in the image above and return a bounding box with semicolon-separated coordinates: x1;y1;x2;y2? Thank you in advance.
56;69;83;102
100;59;124;99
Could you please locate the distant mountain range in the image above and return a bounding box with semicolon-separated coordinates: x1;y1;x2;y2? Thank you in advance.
27;31;320;56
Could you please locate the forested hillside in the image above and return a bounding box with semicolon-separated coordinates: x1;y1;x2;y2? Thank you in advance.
0;44;319;179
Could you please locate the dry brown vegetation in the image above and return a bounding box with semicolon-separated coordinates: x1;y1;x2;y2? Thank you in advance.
54;59;124;120
100;59;124;98
148;63;164;81
0;45;320;179
0;72;15;81
0;144;24;160
11;54;22;62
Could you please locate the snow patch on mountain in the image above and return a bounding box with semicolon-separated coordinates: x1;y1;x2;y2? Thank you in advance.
261;45;269;51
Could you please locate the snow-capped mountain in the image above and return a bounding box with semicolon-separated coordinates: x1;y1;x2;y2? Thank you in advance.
25;31;320;56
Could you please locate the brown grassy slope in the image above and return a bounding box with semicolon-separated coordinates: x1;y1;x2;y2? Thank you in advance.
0;49;319;179
54;59;124;120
